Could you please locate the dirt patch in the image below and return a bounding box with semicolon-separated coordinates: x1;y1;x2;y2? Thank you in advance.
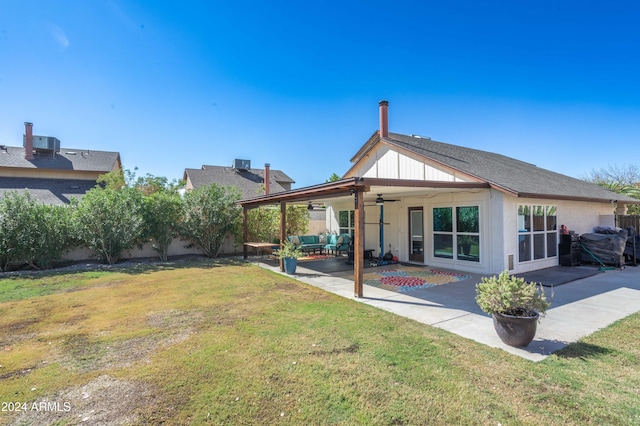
0;332;38;351
1;317;40;349
59;309;203;373
146;309;203;331
10;375;163;425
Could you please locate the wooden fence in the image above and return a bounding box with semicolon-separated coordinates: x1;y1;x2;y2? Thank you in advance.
618;215;640;230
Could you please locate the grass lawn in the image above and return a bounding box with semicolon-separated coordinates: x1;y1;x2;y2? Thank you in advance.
1;259;639;425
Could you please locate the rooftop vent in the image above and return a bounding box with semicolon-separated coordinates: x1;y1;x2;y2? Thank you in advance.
410;134;431;140
233;159;251;171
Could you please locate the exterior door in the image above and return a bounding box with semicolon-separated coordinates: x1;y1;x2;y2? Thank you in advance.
409;207;424;263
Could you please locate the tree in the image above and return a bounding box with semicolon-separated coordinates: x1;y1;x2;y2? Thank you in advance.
583;164;640;187
583;164;640;214
134;173;184;196
284;204;310;237
132;174;185;261
142;190;184;262
247;207;280;243
0;192;76;271
27;202;78;269
97;169;126;189
75;186;145;264
326;173;342;183
180;184;242;258
0;192;34;271
246;204;310;243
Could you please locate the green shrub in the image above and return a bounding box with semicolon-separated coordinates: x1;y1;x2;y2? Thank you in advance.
475;270;550;317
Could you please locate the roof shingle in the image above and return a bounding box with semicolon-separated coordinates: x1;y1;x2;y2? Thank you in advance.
369;132;638;203
0;177;97;205
0;146;120;173
184;165;295;199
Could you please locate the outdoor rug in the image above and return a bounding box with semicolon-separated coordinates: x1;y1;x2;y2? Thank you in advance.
364;267;472;293
299;254;336;262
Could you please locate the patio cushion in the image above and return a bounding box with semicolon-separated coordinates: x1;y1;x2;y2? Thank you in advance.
337;234;350;252
299;235;320;245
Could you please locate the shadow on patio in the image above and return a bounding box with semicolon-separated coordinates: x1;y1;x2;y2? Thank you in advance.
273;256;640;361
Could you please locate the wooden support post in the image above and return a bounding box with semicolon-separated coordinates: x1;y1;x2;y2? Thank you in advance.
280;202;287;272
243;207;248;260
354;189;364;297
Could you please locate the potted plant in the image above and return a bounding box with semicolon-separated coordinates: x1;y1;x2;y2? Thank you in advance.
458;235;475;256
276;240;303;274
475;270;550;347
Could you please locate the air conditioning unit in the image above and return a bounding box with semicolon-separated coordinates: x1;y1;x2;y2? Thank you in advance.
233;159;251;171
24;135;61;152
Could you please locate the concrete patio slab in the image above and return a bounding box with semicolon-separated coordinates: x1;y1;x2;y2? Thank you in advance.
254;259;640;362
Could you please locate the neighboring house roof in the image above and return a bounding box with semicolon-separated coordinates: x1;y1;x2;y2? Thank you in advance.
184;165;295;199
0;177;97;205
0;146;120;173
349;131;639;204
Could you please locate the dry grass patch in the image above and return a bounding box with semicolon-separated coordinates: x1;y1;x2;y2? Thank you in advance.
0;259;639;425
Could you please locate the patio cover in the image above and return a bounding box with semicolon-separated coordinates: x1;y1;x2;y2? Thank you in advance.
237;177;490;297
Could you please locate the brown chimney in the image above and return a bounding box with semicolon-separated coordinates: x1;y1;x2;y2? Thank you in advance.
379;100;389;138
264;163;271;195
24;122;34;160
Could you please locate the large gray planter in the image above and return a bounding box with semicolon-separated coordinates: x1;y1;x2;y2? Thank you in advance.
492;312;539;347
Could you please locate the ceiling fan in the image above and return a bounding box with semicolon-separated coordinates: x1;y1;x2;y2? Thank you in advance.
364;194;400;206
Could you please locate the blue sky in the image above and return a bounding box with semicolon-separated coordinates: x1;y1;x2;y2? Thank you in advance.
1;1;639;188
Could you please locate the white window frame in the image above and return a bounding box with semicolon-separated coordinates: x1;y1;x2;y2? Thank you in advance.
517;204;558;263
432;205;481;263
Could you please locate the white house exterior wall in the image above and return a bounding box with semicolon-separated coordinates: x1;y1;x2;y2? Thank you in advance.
399;154;424;180
418;190;494;275
325;201;402;258
350;144;464;182
377;147;399;178
501;197;617;274
325;189;620;276
488;190;506;274
425;165;457;182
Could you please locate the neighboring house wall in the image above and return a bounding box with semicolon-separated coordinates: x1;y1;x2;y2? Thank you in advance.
0;168;108;180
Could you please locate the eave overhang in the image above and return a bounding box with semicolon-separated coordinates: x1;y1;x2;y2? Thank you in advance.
237;177;491;209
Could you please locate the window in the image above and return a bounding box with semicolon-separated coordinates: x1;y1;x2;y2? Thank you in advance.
433;205;480;262
518;205;557;263
338;210;355;237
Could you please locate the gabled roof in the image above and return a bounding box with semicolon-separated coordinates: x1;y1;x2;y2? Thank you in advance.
184;165;295;199
350;131;639;204
0;146;120;173
0;177;97;205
